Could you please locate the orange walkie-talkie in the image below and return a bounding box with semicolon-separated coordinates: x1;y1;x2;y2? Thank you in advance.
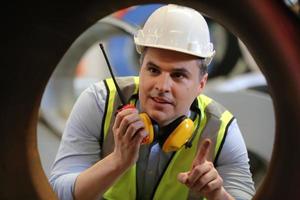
99;43;154;144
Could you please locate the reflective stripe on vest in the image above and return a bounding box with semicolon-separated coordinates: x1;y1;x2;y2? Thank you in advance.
100;76;233;200
101;77;139;158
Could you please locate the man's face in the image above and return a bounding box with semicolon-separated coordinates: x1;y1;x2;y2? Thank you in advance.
139;47;207;126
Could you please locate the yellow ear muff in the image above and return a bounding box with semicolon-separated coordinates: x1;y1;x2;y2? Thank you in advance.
162;118;194;152
139;113;154;144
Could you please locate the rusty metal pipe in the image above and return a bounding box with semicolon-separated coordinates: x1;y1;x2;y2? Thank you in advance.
1;1;299;199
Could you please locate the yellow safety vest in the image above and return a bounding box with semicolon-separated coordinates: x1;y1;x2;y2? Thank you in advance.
100;76;234;200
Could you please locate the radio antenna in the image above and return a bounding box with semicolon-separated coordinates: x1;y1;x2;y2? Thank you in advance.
99;43;126;105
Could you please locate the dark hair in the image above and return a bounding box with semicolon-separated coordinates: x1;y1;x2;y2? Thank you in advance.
139;47;208;77
197;59;208;76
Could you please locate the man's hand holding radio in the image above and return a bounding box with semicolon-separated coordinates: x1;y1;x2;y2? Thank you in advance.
112;107;147;170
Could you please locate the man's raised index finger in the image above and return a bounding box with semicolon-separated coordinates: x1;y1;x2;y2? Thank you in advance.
194;139;212;166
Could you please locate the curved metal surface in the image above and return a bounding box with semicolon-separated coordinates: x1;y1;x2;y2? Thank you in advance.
40;16;138;137
1;1;299;199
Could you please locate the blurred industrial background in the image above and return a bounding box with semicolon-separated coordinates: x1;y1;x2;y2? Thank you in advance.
37;1;299;190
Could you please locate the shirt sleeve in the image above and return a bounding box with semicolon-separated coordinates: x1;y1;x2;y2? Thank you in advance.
215;119;256;200
49;81;107;200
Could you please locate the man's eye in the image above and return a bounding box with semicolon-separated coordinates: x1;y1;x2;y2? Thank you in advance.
148;67;159;74
172;73;185;79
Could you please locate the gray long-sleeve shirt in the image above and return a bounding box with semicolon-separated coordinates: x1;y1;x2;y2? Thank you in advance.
49;81;255;200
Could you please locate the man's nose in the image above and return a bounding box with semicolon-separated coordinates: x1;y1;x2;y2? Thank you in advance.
155;73;171;92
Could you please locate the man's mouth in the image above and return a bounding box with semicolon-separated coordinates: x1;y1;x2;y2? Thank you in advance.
151;97;173;105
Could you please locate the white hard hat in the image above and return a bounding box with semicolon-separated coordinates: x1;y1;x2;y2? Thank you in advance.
134;4;215;65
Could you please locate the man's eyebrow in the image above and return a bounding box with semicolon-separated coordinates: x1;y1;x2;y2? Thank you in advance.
146;61;160;69
146;61;192;75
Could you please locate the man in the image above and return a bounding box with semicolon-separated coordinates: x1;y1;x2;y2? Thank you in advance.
49;4;255;200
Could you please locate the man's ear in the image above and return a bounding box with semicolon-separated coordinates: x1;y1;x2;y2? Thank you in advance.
197;73;208;95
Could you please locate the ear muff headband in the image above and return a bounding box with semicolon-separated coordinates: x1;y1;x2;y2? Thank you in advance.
139;113;199;152
137;97;200;152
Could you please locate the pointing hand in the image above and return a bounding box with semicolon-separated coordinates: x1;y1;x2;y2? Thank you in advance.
177;139;232;199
